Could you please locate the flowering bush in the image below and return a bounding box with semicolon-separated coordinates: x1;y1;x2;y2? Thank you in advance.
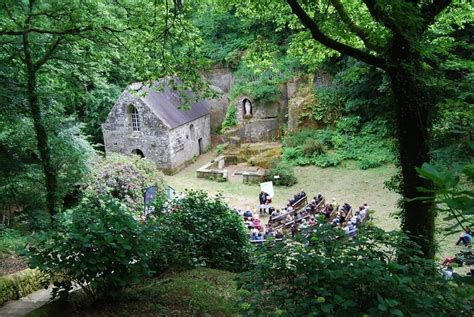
87;154;165;212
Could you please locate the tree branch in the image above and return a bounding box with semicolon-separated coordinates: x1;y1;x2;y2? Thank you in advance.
286;0;387;69
330;0;383;53
421;0;452;33
362;0;400;34
34;36;63;71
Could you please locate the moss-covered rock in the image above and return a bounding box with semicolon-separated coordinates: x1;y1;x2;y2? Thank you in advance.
248;147;283;169
0;269;47;306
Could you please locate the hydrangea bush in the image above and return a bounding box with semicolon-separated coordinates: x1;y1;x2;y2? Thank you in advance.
87;154;165;213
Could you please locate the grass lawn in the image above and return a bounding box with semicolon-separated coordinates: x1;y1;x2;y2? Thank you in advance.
165;150;469;264
164;151;401;232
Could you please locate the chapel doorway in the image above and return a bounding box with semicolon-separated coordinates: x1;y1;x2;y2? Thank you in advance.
132;149;145;158
198;138;203;155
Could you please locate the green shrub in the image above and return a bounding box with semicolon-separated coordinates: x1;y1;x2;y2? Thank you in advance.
264;160;297;186
303;139;325;156
237;225;472;316
0;227;27;257
27;195;151;300
144;190;251;274
283;126;395;170
221;105;238;133
215;144;226;155
0;269;47;306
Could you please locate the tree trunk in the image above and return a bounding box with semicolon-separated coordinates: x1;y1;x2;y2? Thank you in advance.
388;37;435;258
23;32;58;217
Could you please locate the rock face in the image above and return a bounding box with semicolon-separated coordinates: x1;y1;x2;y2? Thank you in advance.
202;67;318;142
202;67;235;131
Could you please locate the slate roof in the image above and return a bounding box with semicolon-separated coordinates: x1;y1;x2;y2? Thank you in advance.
128;80;210;129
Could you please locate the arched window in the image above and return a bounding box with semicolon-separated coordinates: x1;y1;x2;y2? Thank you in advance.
189;124;195;140
129;105;140;132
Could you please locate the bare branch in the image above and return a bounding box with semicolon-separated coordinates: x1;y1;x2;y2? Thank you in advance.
286;0;387;69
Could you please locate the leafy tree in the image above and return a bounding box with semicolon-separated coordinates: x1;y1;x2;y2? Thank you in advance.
0;0;209;216
236;0;472;258
415;162;474;235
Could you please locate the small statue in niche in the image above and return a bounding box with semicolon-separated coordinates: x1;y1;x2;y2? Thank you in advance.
243;98;253;118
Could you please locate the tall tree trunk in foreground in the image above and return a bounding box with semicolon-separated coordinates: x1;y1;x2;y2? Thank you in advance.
388;36;435;258
285;0;451;258
22;22;57;217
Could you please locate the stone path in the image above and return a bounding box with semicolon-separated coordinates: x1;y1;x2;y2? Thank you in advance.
0;288;52;316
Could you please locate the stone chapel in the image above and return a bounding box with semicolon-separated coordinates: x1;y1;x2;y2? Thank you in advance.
102;80;211;174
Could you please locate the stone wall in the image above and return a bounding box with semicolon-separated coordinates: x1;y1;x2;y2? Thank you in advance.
102;90;171;169
196;155;228;180
227;119;280;143
168;115;211;170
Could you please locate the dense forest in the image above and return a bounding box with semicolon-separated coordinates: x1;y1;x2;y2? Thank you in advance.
0;0;473;315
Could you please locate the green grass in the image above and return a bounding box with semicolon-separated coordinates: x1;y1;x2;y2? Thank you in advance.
165;151;400;231
0;228;27;259
74;268;240;316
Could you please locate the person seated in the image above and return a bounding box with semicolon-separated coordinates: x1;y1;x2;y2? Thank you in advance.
291;223;299;237
346;222;357;237
275;230;284;239
287;205;294;212
455;227;472;246
331;198;338;209
256;233;264;244
299;218;309;230
340;211;347;224
308;217;316;226
268;206;275;216
359;206;367;220
342;203;351;212
252;217;262;230
350;213;359;226
243;209;253;218
244;217;252;227
264;229;274;239
273;209;281;217
250;231;258;241
322;205;332;218
353;211;362;226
